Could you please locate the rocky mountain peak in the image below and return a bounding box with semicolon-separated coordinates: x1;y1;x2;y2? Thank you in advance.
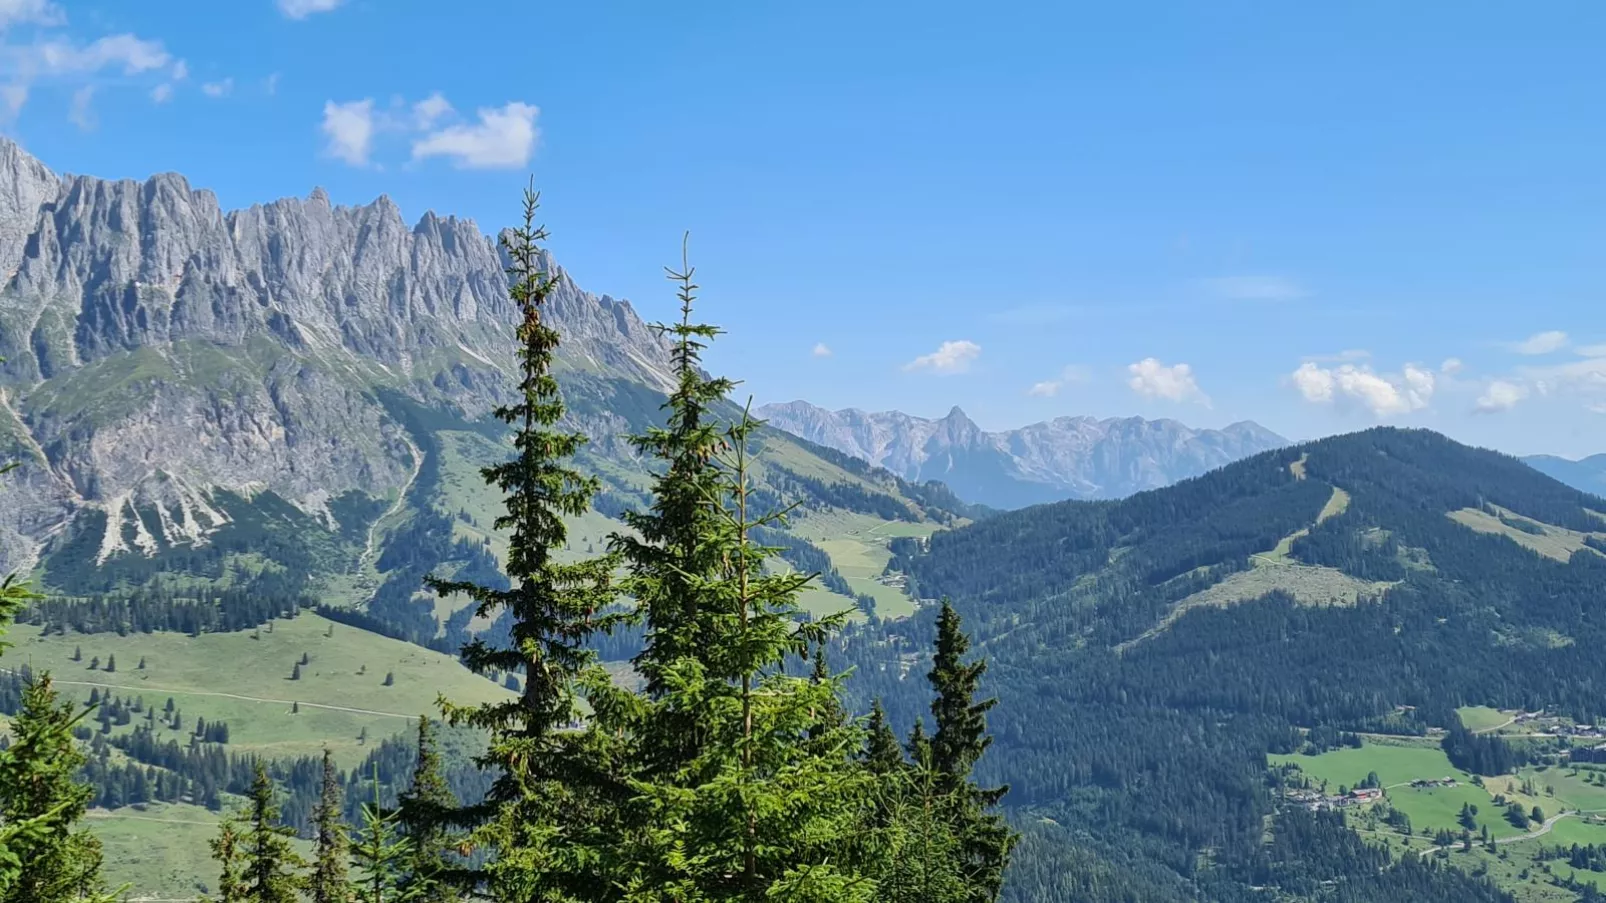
755;400;1289;508
0;137;674;573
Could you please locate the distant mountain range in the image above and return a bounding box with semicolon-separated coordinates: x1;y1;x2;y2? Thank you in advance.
1523;454;1606;498
755;400;1289;508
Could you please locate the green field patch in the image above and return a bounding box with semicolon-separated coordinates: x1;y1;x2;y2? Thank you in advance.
88;801;315;900
1271;742;1467;789
1459;706;1516;733
6;613;511;765
1448;505;1606;562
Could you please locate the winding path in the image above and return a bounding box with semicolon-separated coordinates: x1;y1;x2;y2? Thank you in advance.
356;432;423;576
0;668;419;720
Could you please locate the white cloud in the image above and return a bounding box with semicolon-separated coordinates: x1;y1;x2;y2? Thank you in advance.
1026;365;1090;398
903;340;981;375
1440;357;1464;375
171;59;187;81
1;83;25;117
321;98;375;166
0;5;174;121
278;0;344;19
811;343;832;358
1509;330;1569;355
412;91;453;129
264;72;280;95
1202;275;1306;301
65;83;90;129
1290;361;1435;418
201;77;233;98
31;34;171;75
149;82;171;103
411;101;540;169
0;0;63;30
1576;343;1606;358
1474;380;1528;414
1128;358;1209;405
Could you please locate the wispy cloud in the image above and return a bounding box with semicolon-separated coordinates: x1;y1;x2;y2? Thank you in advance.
1507;330;1569;355
1474;380;1528;414
1128;358;1209;406
988;303;1076;326
1201;275;1307;302
811;343;832;358
1026;365;1090;398
201;77;233;98
410;101;539;169
278;0;345;19
0;7;180;121
1575;343;1606;358
66;83;91;129
903;340;981;375
1302;349;1371;364
1290;361;1435;418
320;98;375;166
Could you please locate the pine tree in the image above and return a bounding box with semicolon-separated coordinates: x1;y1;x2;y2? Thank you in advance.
424;181;623;900
239;763;304;903
210;818;245;903
0;675;112;903
576;247;883;899
350;771;415;903
865;699;904;775
310;749;351;903
104;654;115;674
382;672;393;687
396;717;453;902
925;601;1016;903
292;663;302;681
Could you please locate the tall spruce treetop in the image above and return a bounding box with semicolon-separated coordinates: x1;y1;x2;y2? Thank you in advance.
310;749;352;903
864;700;905;775
396;717;454;903
578;246;884;901
611;235;735;700
428;180;619;739
424;182;621;898
925;600;1016;903
928;600;999;798
240;763;304;903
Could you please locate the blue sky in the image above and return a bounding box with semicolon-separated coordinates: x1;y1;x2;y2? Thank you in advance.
4;1;1606;457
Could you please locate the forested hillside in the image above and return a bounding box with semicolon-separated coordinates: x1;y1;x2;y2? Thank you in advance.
838;428;1606;902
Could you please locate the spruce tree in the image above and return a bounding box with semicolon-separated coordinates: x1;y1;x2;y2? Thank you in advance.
350;771;416;903
580;250;882;899
310;749;351;903
865;699;904;775
210;817;245;903
239;763;304;903
396;717;454;902
926;600;1016;903
424;182;622;899
0;675;114;903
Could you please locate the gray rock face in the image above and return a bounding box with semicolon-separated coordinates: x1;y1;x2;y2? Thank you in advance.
0;136;673;573
756;400;1288;509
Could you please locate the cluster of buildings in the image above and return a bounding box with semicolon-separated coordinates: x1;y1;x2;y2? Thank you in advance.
1284;787;1384;811
1409;777;1459;789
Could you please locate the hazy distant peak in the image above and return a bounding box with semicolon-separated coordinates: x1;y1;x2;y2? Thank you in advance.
755;399;1288;508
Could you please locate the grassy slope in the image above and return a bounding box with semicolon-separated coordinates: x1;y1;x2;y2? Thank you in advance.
5;612;512;766
1273;739;1606;900
87;801;317;901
